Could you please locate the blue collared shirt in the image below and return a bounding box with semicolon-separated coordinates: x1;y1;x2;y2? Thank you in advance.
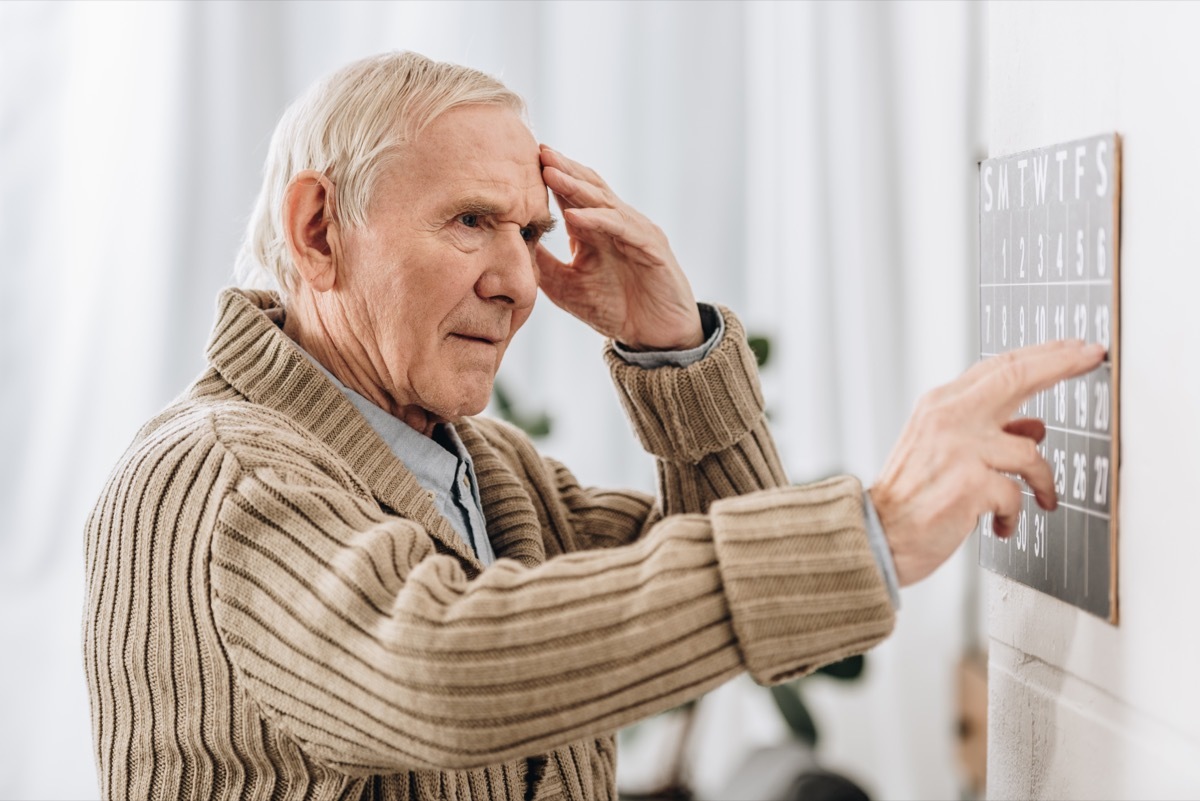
299;354;497;564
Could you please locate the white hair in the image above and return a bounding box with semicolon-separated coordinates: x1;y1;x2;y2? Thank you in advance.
234;51;526;298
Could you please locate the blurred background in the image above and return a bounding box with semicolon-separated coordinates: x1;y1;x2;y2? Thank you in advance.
0;1;987;798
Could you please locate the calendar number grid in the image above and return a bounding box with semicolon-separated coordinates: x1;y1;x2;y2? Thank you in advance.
976;133;1120;623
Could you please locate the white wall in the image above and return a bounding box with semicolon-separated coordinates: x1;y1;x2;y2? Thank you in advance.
986;3;1200;798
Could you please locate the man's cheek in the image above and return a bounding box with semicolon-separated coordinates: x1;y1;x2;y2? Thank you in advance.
491;338;510;371
509;305;535;338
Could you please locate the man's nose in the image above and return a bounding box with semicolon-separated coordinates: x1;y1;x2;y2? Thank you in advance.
476;228;538;310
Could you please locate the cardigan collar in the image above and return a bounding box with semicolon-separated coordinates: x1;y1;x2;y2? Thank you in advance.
203;287;545;573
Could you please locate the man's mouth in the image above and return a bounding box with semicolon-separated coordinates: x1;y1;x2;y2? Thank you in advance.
451;332;502;345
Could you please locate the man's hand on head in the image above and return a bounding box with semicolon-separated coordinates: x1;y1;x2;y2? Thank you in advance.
870;339;1106;587
535;146;704;352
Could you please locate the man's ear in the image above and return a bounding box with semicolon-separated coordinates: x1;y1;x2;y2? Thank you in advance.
283;170;340;293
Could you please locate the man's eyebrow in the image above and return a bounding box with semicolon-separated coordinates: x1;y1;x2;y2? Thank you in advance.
449;197;505;217
529;215;558;236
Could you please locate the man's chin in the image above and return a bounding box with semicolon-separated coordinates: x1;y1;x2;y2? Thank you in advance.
413;367;499;423
435;384;494;422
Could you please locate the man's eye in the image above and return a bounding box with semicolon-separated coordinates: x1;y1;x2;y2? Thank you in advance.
520;226;536;242
459;213;479;228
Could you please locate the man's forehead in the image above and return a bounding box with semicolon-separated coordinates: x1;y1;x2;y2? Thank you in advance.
431;173;550;216
410;107;539;166
392;107;548;213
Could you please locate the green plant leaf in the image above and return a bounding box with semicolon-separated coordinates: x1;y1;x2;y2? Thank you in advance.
747;334;771;368
769;683;818;746
491;380;552;438
815;654;865;681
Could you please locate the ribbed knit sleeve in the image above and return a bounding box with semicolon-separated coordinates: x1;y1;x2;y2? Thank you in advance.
604;306;788;519
709;477;896;684
212;459;740;774
208;422;894;777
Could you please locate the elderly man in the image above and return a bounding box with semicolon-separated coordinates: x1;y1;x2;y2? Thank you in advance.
84;52;1103;801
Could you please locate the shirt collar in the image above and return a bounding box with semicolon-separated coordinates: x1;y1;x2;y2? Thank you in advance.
295;348;473;502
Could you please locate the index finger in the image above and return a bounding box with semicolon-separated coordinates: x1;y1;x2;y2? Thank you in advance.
543;166;609;212
955;337;1078;389
966;340;1106;419
540;145;612;191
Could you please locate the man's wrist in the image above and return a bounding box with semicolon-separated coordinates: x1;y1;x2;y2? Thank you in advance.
612;304;724;369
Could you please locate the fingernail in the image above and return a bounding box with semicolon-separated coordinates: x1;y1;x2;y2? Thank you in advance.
1084;342;1107;359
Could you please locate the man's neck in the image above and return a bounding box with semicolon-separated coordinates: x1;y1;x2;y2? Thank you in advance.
281;292;444;437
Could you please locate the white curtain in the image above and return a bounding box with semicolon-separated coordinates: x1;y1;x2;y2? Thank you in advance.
0;2;983;798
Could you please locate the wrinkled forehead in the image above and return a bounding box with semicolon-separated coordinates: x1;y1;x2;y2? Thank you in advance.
387;105;548;216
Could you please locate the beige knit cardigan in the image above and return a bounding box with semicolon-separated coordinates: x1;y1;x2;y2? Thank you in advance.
83;288;895;801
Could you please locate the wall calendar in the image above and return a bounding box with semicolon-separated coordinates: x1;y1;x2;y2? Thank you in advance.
977;132;1120;623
